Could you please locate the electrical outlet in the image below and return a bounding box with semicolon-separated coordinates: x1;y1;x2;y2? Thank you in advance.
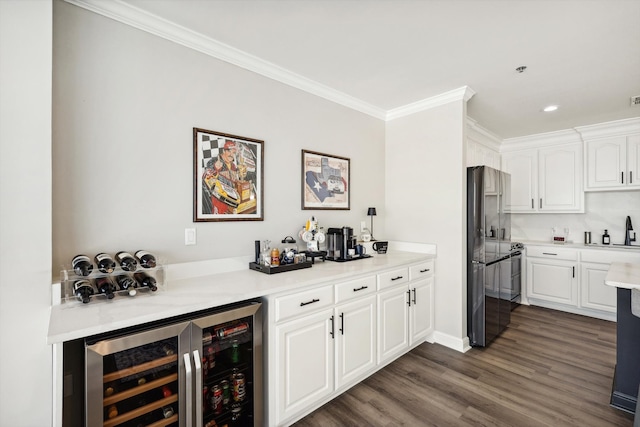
185;228;196;245
360;221;366;232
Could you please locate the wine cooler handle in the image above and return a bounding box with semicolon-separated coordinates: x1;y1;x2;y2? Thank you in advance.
193;349;202;427
183;353;193;427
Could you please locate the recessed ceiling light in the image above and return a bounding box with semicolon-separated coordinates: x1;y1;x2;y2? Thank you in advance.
515;66;527;73
543;105;558;112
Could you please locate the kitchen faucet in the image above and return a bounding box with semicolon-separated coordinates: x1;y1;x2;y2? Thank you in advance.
625;216;636;246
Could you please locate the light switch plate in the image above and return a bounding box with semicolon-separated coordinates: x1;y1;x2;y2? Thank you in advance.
185;228;196;245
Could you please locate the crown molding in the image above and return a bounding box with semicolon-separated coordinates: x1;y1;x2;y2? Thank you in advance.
466;117;502;150
64;0;388;120
386;86;476;121
63;0;477;122
573;117;640;140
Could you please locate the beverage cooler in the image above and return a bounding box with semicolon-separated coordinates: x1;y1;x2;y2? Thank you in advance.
84;302;263;427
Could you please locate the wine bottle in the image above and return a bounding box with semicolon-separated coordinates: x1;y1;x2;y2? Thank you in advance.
135;250;157;269
73;280;94;304
134;272;157;291
115;251;137;272
115;274;137;296
96;277;116;299
72;255;93;276
94;253;116;274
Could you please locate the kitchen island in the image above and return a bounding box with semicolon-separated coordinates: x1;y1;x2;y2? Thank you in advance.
605;262;640;414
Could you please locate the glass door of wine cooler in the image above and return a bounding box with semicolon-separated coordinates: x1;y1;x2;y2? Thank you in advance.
191;303;263;427
86;321;191;427
84;302;263;427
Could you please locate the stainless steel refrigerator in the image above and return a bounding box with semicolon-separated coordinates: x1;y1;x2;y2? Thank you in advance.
467;166;513;347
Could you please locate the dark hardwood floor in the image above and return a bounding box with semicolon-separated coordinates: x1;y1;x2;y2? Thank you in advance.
293;304;634;426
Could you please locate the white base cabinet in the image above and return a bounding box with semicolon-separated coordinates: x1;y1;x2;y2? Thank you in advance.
524;245;640;320
275;308;334;423
267;259;435;427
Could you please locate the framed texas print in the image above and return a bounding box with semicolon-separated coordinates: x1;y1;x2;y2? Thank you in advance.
301;149;350;210
194;128;264;221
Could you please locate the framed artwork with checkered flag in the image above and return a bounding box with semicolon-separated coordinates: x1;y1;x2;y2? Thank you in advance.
193;127;264;221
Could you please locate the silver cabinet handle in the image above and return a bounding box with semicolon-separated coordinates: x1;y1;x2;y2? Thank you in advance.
183;353;193;427
542;252;557;256
531;199;534;209
412;288;417;305
539;198;542;209
193;350;202;427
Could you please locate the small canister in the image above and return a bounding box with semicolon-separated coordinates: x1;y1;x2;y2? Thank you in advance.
584;231;592;244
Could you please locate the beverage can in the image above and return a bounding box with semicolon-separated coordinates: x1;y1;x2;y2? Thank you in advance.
202;385;208;412
232;372;246;402
211;384;223;415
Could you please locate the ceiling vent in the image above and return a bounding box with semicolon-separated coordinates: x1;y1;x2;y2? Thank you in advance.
632;96;640;106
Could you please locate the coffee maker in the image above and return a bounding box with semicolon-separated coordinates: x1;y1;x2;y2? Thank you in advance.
327;227;356;261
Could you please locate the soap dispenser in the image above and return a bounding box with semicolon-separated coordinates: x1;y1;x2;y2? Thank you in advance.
602;229;610;245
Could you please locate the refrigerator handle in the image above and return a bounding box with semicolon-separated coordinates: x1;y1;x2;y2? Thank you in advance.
193;349;203;427
183;352;193;427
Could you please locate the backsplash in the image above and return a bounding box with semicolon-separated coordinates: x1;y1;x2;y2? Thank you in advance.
511;191;640;244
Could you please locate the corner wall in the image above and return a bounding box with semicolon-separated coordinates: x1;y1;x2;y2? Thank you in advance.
385;101;467;350
0;1;53;426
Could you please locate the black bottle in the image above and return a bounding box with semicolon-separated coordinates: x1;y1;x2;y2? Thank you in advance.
134;272;157;291
95;253;116;274
603;229;611;245
96;277;116;299
115;251;137;272
73;279;94;303
71;255;93;277
115;274;137;296
135;250;157;269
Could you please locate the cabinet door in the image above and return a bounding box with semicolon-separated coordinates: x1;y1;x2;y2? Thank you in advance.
335;295;376;390
409;277;434;346
626;135;640;189
276;309;334;423
502;150;536;212
538;144;583;211
527;258;578;306
585;137;627;189
377;285;409;364
580;263;617;313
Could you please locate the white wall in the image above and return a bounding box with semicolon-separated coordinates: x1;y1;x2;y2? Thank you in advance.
0;1;53;426
385;101;468;349
52;0;386;272
512;191;640;244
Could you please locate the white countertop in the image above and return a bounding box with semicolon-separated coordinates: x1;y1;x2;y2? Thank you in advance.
605;262;640;290
47;251;434;344
521;240;640;252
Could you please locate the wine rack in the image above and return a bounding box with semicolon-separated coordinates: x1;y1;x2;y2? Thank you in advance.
59;262;165;304
101;339;179;427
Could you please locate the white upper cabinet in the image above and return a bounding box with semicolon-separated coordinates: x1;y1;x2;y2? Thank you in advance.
585;135;640;190
502;143;583;213
466;118;501;170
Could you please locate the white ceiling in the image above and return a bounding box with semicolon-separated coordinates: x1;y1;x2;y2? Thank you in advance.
110;0;639;138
